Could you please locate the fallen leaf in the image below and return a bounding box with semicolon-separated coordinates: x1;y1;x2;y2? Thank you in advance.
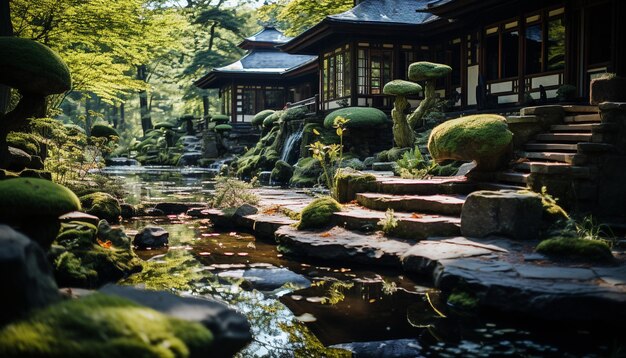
97;239;112;249
411;213;423;219
320;232;332;238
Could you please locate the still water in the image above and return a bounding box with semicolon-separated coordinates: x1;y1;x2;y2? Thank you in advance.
107;166;622;357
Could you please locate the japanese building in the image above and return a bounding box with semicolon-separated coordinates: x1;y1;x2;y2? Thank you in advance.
194;27;317;123
278;0;626;112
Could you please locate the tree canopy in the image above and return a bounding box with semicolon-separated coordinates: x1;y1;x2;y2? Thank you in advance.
258;0;352;36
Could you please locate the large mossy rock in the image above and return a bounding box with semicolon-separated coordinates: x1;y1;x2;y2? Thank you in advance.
0;225;60;326
270;160;293;185
0;37;71;94
90;124;119;139
0;293;213;358
333;169;377;203
252;110;275;126
214;124;233;133
296;197;342;230
461;190;543;240
536;237;613;263
51;220;142;288
6;132;40;156
210;114;230;124
0;178;81;249
324;107;388;129
263;111;283;128
80;192;122;223
289;157;322;187
428;114;513;171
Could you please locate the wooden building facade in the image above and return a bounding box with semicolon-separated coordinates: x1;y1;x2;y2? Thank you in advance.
280;0;626;112
194;27;317;123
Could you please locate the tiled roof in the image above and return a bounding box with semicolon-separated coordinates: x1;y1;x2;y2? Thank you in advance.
214;50;316;74
244;27;292;44
329;0;438;25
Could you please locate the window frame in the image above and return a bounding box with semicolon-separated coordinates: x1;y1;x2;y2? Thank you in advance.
321;44;351;103
357;44;394;95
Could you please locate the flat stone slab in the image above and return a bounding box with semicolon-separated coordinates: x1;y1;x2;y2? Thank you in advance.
217;267;310;291
275;226;413;268
330;339;422;357
376;177;476;196
357;192;465;215
248;214;297;240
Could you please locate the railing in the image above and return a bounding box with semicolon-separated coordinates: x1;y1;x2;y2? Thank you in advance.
285;94;319;115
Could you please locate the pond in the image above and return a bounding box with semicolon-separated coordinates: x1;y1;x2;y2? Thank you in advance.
110;166;620;357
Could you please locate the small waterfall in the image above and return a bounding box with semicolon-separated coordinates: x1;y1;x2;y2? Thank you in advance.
280;121;304;165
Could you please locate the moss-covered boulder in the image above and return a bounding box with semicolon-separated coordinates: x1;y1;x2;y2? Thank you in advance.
296;197;342;230
252;110;274;126
0;37;71;95
270;160;293;185
0;178;81;249
7;132;40;156
408;61;452;82
0;293;213;357
333;169;377;203
428;114;513;171
289;157;322;187
51;220;142;288
281;107;307;122
80;192;122;223
154;122;176;130
214;124;233;133
210;114;230;124
375;147;411;162
90;124;119;140
323;107;388;129
536;237;613;263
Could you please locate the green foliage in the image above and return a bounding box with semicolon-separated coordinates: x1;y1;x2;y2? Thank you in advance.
0;37;71;94
90;124;119;140
308;116;349;193
263;111;283;128
258;0;352;36
281;106;308;122
383;80;422;96
214;124;233;132
378;209;398;236
408;61;452;82
332;168;376;203
122;252;202;291
536;237;613;263
0;293;213;358
296;197;342;230
252;110;275;126
0;178;80;218
211;176;259;209
395;146;436;179
447;291;479;310
6;132;41;156
375;147;410;162
323;107;388;129
153;122;176;130
210;114;230;124
80;192;122;223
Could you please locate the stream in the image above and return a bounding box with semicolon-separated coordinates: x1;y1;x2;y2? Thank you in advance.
104;166;621;357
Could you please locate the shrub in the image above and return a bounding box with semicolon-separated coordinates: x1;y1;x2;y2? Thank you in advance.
296;197;342;230
90;124;119;139
536;236;613;263
323;107;388;129
378;209;398;236
210;114;230;124
211;176;259;209
263;111;283;128
281;107;308;122
252;110;274;126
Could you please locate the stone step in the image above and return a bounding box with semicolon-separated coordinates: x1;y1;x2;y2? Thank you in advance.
333;207;461;240
524;143;578;152
529;162;593;178
564;113;601;123
535;133;592;143
550;123;598;132
562;105;599;114
516;151;575;163
356;193;464;215
496;171;529;185
375;178;476;196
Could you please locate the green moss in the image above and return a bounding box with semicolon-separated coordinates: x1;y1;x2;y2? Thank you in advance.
0;37;71;94
333;169;377;203
296;197;342;230
0;178;80;218
427;114;512;170
214;124;233;132
63;124;86;135
0;293;213;358
375;147;410;162
536;237;613;263
252;110;274;126
281;107;307;122
80;192;121;223
51;222;142;288
153;122;176;130
290;157;323;187
90;124;119;139
408;61;452;82
270;160;293;184
7;132;40;156
210;114;230;124
19;169;52;180
323;107;388;129
122;252;202;291
263;111;283;128
383;80;422;96
447;291;479;310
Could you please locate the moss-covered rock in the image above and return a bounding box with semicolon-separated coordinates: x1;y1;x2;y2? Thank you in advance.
263;111;283;128
0;293;213;358
375;147;410;162
0;37;71;94
289;157;322;187
252;110;275;126
51;220;142;288
333;169;377;203
80;192;121;223
0;178;81;249
210;114;230;124
270;160;293;185
408;61;452;82
90;124;119;139
214;124;233;133
6;132;40;156
281;107;307;122
383;80;422;97
428;114;513;171
323;107;388;129
296;197;342;230
19;169;52;180
153;122;176;130
536;237;613;263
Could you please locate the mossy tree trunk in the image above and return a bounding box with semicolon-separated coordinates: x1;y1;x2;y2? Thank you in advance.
137;65;152;135
391;96;415;148
408;80;436;130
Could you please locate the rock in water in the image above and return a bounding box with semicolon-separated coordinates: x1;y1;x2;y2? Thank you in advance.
0;225;60;325
133;226;169;248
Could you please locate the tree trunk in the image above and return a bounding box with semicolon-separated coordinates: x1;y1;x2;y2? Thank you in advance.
391;97;415;148
202;95;209;117
111;104;119;128
137;65;152;135
85;96;93;136
0;0;13;115
119;103;125;128
408;80;436;130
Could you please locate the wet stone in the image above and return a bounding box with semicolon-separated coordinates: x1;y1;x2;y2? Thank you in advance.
133;225;169;249
330;339;423;358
